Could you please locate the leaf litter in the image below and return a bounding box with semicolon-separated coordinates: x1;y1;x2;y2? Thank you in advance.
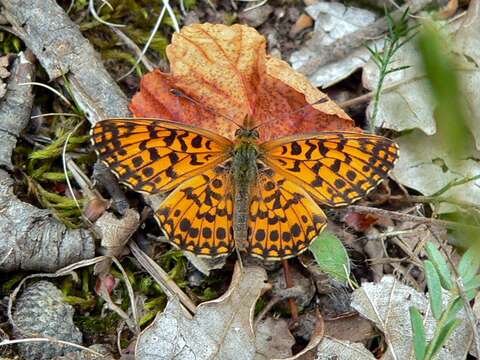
3;1;480;359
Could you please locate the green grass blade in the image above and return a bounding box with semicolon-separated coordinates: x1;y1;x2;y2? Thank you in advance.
458;247;480;284
409;307;427;360
427;319;461;359
424;260;443;320
425;242;453;290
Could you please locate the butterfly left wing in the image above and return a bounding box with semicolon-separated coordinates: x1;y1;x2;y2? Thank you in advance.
155;163;234;257
91;118;233;194
260;132;398;207
248;165;327;260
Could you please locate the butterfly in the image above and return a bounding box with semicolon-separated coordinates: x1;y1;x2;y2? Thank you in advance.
91;117;398;260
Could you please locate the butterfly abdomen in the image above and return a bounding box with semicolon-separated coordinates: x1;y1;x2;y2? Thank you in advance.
232;141;258;252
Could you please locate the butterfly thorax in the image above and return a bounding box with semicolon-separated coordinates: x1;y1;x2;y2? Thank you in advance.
232;129;260;252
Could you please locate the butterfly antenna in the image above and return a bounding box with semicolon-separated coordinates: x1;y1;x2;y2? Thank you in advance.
252;97;329;131
170;88;245;129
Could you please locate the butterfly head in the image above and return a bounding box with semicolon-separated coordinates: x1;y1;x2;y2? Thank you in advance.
234;128;259;140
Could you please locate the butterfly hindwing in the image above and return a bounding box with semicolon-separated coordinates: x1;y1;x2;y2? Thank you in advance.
261;132;398;206
91;118;233;194
248;165;327;260
155;164;234;256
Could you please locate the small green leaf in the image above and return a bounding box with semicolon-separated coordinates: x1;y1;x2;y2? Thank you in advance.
444;297;464;324
309;231;351;284
410;307;427;360
458;247;480;284
424;260;443;320
427;319;461;358
425;243;453;290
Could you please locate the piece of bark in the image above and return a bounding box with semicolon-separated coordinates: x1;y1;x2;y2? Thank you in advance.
0;51;34;170
0;54;95;272
2;0;130;122
0;168;95;271
12;281;83;359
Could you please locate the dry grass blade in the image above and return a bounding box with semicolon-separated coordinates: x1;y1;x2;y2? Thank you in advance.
128;241;197;314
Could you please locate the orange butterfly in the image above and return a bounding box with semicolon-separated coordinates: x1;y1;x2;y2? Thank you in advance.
91;118;398;260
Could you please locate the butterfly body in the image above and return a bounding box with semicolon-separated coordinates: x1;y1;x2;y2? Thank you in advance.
231;128;260;251
92;118;398;260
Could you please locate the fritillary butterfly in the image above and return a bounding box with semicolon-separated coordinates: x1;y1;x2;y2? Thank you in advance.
91;118;398;260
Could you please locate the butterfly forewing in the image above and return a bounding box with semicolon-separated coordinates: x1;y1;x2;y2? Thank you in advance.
248;166;327;260
261;132;399;207
91;118;233;194
155;164;234;256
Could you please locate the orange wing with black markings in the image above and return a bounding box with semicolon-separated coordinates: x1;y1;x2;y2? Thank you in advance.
91;118;233;194
248;165;327;260
155;164;234;256
260;132;399;207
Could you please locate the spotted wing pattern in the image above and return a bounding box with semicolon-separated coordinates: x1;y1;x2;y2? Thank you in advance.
91;118;233;194
261;132;398;207
248;165;327;260
155;164;234;256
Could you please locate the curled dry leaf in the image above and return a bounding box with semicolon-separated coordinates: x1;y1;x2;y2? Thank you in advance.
351;276;472;360
135;263;270;359
130;23;354;141
93;209;140;274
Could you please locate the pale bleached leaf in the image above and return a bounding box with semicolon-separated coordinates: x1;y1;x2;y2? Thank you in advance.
315;337;375;360
135;263;269;360
351;276;472;360
290;2;378;88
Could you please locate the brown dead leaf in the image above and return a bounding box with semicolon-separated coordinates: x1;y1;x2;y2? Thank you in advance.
130;24;354;141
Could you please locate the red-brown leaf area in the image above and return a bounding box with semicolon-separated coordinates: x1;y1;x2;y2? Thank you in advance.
130;23;356;140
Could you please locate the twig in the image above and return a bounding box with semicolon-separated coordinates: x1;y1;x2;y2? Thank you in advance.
282;260;299;326
3;0;130;122
350;205;480;231
110;27;155;72
0;338;104;357
117;4;167;81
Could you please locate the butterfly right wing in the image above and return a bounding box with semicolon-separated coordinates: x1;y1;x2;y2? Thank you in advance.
91;118;233;194
155;164;234;256
248;165;327;260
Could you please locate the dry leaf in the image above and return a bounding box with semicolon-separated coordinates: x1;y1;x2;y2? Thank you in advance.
0;55;10;99
392;128;480;213
351;276;472;360
290;3;379;88
135;263;270;359
93;209;140;274
130;23;354;141
255;317;295;359
315;337;375;360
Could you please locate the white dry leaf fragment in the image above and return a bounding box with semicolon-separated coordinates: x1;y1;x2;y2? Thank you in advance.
315;337;375;360
135;264;270;360
0;55;10;99
351;276;472;360
392;129;480;213
254;317;295;360
290;2;379;88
